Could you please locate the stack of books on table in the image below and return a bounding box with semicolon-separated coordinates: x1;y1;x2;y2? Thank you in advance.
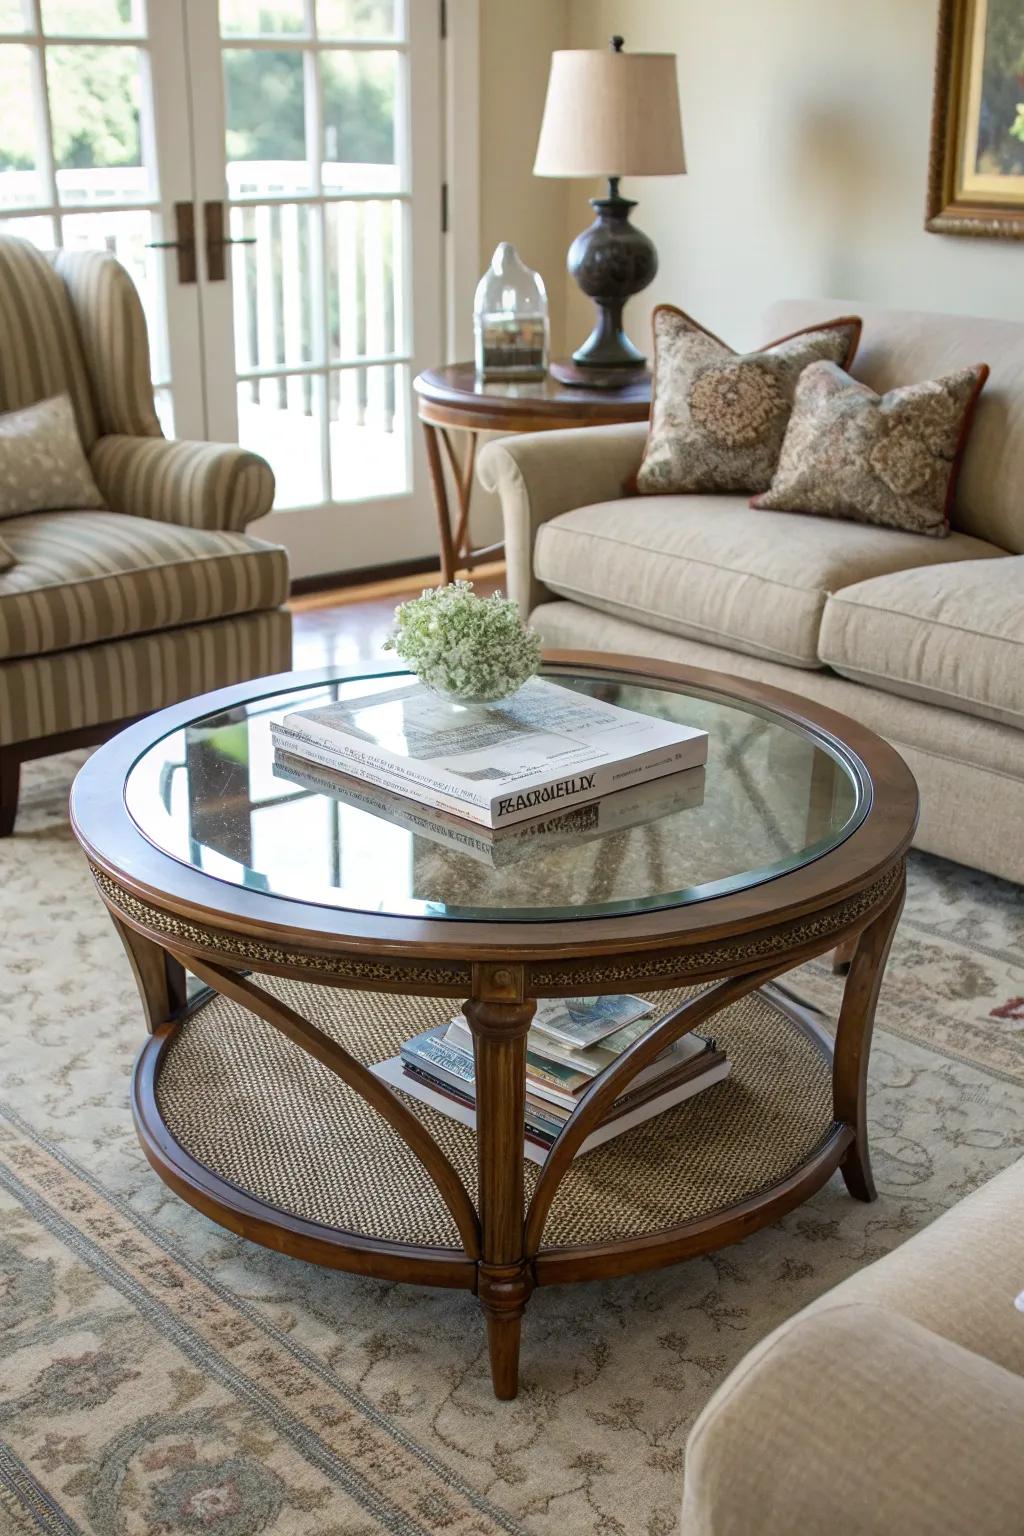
371;996;730;1165
273;749;706;868
270;676;708;830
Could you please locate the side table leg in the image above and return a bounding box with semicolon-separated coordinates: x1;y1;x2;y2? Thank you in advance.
111;915;187;1032
833;870;906;1201
464;964;535;1400
422;421;457;585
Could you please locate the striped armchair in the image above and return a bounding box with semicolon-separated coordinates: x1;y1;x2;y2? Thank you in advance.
0;236;292;834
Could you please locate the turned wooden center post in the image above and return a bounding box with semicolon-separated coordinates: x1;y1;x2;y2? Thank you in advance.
464;963;536;1399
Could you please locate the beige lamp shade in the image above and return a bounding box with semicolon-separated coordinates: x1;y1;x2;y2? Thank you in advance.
534;48;685;179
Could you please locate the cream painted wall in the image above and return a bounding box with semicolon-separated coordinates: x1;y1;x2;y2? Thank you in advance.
563;0;1024;355
478;1;570;354
470;2;571;545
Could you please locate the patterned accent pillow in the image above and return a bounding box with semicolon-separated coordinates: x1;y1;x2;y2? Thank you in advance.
752;360;989;538
0;394;105;519
635;306;862;495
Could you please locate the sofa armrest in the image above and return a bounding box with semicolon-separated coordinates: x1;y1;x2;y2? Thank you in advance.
477;421;648;616
90;435;275;533
681;1302;1024;1536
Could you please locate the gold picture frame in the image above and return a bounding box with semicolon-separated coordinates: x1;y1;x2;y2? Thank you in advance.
926;0;1024;237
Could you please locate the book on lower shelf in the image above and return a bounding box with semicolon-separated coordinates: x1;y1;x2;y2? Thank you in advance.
269;676;708;829
271;749;706;868
370;995;730;1165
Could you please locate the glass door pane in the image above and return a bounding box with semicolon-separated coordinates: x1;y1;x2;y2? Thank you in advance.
0;0;202;438
187;0;441;577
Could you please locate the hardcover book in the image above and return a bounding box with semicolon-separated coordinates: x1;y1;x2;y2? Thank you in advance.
271;750;706;868
373;1037;730;1165
271;677;708;829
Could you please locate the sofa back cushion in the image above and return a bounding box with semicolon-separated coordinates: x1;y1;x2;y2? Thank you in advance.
763;299;1024;554
0;237;98;451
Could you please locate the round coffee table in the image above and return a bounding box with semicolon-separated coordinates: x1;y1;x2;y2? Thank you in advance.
70;653;917;1400
413;364;650;584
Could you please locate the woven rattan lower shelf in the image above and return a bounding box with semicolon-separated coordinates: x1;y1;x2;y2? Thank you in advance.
139;977;836;1262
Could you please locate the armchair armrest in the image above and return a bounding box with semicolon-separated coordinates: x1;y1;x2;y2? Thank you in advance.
477;421;647;616
90;434;275;534
681;1302;1024;1536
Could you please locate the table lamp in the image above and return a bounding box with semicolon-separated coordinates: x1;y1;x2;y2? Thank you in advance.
534;36;685;386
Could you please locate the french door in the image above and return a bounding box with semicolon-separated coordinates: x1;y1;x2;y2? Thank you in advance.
0;0;445;578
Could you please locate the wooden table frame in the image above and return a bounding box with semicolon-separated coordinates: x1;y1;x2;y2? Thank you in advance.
413;365;651;585
70;653;917;1400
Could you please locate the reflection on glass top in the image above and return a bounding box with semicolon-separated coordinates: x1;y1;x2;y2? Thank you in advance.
124;668;866;922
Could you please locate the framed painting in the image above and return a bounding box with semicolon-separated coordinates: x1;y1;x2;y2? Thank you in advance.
927;0;1024;237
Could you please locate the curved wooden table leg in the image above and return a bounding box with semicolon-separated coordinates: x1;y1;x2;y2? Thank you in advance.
833;870;906;1201
464;964;535;1400
422;421;457;585
112;914;187;1031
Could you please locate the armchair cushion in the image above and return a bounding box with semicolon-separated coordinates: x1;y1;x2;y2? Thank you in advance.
0;510;288;662
533;497;1004;668
90;434;275;533
819;556;1023;730
0;394;105;517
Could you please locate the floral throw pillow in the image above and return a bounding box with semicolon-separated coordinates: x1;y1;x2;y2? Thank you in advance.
635;306;862;495
0;394;105;519
752;360;989;537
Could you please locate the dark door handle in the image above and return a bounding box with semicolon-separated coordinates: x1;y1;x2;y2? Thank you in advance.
203;200;255;281
146;202;196;284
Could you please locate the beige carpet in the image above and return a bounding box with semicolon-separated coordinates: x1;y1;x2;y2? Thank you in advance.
2;751;1022;1536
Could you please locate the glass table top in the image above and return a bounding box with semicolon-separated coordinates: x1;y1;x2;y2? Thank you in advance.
124;667;867;923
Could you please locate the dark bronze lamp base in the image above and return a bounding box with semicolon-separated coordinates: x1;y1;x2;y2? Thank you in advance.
566;174;658;388
549;357;652;390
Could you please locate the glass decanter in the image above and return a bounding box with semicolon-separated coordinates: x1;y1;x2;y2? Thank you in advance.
473;242;549;381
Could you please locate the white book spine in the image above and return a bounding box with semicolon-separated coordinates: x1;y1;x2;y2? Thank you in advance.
371;1057;550;1165
274;720;705;830
571;1060;731;1152
371;1055;731;1165
277;716;491;818
484;740;706;826
271;724;493;825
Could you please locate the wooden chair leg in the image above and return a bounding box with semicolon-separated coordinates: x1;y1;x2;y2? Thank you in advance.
0;750;20;837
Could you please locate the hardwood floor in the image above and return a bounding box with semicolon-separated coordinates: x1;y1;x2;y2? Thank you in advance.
290;563;504;672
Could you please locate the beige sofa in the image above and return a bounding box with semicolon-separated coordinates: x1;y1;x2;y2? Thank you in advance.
478;301;1024;884
680;1155;1024;1535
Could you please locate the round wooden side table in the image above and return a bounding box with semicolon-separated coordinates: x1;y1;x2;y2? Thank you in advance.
413;363;651;586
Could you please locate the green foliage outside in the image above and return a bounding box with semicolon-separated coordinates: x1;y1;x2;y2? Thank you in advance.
224;46;393;167
0;0;394;171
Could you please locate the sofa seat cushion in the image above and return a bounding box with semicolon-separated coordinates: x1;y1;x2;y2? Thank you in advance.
0;510;289;662
819;557;1023;729
533;497;1005;668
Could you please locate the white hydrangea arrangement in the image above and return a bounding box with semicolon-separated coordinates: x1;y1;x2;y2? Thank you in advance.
384;580;542;703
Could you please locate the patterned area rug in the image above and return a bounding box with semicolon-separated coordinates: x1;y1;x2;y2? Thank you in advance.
2;753;1023;1536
